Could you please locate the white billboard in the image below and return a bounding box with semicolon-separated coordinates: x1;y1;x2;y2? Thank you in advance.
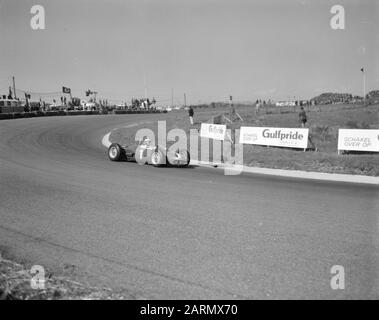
338;129;379;152
239;127;309;149
200;123;227;141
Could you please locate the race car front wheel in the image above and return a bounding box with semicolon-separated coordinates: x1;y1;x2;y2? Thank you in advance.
150;149;165;167
108;143;122;161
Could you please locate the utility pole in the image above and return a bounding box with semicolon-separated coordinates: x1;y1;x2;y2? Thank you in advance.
361;67;366;106
184;93;187;107
12;76;16;99
144;74;148;100
171;88;174;107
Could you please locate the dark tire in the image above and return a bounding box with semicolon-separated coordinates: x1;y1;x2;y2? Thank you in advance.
150;148;165;167
180;150;190;167
167;150;190;167
108;143;123;161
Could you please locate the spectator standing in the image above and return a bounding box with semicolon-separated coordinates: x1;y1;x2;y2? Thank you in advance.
188;106;194;125
299;106;307;127
255;100;260;116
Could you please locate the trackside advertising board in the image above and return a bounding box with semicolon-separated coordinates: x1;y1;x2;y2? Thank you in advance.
239;127;309;149
200;123;227;140
338;129;379;152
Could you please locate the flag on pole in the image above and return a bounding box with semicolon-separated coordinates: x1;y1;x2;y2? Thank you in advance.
62;86;71;94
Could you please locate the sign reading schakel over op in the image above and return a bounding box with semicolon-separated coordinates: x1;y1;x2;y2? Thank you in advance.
338;129;379;152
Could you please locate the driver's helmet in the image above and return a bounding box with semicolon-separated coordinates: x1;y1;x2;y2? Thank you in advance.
142;138;152;146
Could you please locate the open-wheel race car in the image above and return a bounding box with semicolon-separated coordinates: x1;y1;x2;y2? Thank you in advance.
108;138;190;167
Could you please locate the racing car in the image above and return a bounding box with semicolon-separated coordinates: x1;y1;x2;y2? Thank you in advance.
108;138;190;167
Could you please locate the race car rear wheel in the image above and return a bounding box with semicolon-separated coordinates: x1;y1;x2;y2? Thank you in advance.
180;150;190;167
108;143;122;161
167;150;190;167
150;149;165;167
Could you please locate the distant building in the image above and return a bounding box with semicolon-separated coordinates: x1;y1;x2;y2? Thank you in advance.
275;101;297;107
0;96;24;113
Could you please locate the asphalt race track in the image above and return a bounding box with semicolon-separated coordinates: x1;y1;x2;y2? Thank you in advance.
0;114;378;299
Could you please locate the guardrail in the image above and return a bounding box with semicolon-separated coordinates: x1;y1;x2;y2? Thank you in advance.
0;109;166;121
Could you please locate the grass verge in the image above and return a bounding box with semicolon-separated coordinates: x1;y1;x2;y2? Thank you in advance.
108;104;379;176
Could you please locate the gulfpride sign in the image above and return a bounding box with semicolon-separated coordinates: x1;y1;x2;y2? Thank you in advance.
200;123;227;140
338;129;379;152
239;127;309;149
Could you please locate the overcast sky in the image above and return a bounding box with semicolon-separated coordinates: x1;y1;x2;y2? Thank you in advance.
0;0;377;104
